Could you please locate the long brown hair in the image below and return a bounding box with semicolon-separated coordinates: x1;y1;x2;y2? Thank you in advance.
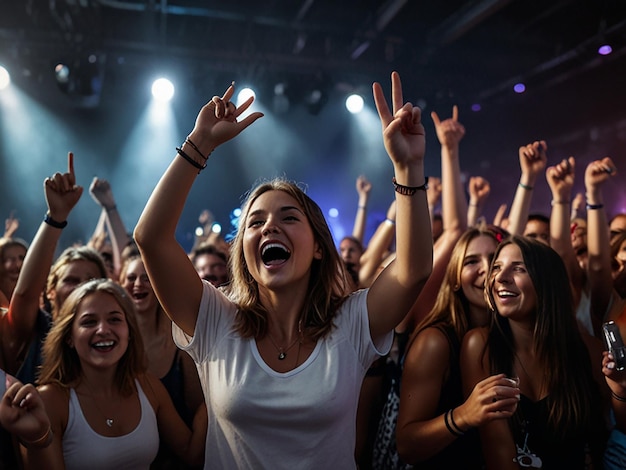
38;278;146;395
225;178;351;340
485;236;601;436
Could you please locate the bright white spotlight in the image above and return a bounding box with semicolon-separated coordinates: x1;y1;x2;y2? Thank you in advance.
345;94;364;114
151;78;175;102
0;66;10;90
236;87;255;106
328;208;339;218
195;226;204;237
211;223;222;234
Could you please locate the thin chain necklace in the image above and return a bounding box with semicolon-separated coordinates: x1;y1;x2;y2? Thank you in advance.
79;381;118;428
266;320;303;361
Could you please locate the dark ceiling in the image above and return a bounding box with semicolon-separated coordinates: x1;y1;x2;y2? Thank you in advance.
1;1;626;247
2;0;626;110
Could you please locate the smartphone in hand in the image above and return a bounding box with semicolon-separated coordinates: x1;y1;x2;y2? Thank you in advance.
603;321;626;371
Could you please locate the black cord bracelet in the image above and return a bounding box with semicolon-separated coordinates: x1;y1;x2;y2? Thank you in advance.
444;409;463;438
184;137;209;161
44;213;67;229
449;408;466;435
392;177;429;196
611;390;626;402
176;147;206;174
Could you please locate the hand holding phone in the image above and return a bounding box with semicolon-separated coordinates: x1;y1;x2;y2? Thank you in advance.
603;321;626;371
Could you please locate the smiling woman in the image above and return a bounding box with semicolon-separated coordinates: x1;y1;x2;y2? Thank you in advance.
461;236;609;469
15;278;208;470
134;71;433;468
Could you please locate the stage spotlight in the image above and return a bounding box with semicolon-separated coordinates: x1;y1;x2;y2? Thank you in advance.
305;88;328;115
54;63;70;84
53;54;105;106
345;94;364;114
598;44;612;55
211;223;222;234
237;87;256;106
273;82;290;113
0;65;10;90
151;78;175;102
513;83;526;94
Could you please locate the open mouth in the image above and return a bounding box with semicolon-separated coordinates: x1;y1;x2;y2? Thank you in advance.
261;242;291;266
132;292;148;300
92;340;115;352
497;290;518;299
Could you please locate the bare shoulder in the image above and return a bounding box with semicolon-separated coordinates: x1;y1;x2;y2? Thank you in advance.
461;326;488;352
404;326;452;373
37;383;70;429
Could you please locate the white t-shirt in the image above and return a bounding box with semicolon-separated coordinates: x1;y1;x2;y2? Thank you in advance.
173;283;392;469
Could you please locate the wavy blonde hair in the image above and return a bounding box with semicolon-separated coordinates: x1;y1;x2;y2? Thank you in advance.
225;178;351;340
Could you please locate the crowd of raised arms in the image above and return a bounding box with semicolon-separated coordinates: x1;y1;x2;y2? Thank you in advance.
0;71;625;470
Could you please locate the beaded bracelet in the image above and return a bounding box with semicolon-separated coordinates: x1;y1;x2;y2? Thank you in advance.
392;177;429;196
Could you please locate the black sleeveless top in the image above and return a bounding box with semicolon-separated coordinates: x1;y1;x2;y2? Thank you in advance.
417;323;484;470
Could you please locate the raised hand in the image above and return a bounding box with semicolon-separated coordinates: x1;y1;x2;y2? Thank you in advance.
89;177;117;210
468;176;490;207
4;211;19;238
44;152;83;222
372;71;425;169
431;105;465;149
585;157;617;192
519;140;548;181
356;175;372;198
187;83;264;157
546;156;576;202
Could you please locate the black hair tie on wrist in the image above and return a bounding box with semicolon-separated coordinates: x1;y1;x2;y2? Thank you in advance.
44;213;67;229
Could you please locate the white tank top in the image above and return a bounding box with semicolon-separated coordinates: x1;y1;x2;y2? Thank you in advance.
62;379;159;470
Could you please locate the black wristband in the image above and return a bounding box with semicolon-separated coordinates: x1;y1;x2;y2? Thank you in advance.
44;213;67;229
392;177;429;196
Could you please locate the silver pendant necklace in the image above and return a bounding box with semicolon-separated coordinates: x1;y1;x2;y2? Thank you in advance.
267;333;300;360
266;320;303;360
80;382;117;427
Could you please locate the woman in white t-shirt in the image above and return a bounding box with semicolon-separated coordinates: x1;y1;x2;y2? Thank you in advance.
134;71;433;468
